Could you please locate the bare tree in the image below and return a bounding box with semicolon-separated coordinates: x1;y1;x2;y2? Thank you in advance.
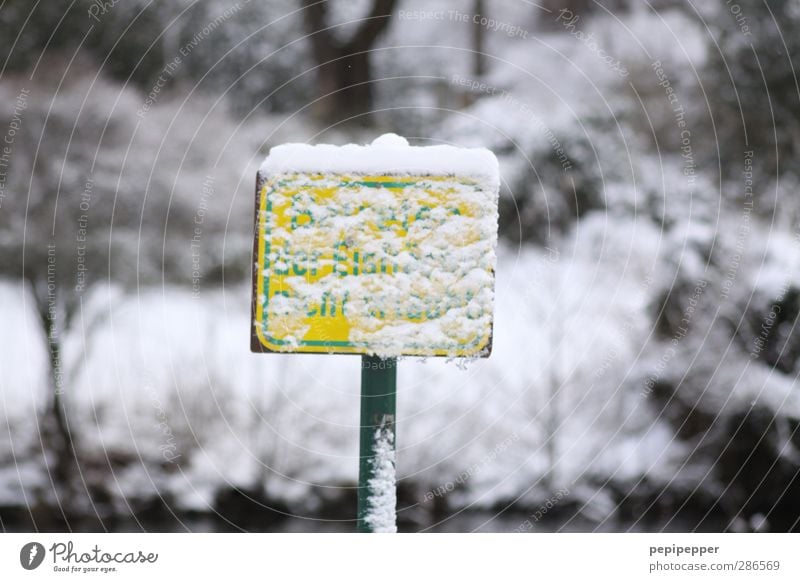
0;58;251;518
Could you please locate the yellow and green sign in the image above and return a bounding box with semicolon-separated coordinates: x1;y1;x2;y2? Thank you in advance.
251;172;497;357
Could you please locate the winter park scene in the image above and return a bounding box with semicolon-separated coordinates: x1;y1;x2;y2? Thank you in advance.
1;0;800;535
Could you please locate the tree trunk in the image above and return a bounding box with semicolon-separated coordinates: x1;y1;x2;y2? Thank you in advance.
460;0;488;108
472;0;486;78
315;48;374;123
29;275;80;518
302;0;397;125
337;42;375;120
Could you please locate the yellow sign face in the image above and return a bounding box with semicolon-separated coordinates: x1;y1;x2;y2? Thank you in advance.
251;173;497;357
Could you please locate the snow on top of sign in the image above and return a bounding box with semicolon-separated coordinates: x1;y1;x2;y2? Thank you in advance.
260;133;499;187
256;133;500;358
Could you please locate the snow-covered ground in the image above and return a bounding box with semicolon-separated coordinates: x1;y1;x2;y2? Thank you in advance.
1;0;799;533
0;227;683;518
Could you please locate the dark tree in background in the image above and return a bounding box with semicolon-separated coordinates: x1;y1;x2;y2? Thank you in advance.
472;0;486;78
701;0;800;185
300;0;398;124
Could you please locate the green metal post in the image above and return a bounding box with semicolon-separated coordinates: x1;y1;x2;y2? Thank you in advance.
357;355;397;532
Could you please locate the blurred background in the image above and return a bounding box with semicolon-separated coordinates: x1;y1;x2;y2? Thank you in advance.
1;0;800;532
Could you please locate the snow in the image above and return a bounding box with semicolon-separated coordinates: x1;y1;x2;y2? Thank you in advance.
2;0;799;531
370;133;409;148
0;207;792;520
260;133;500;189
364;426;397;533
0;237;674;514
257;134;500;358
0;282;48;505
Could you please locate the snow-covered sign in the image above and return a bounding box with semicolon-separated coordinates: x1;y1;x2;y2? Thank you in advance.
251;134;500;358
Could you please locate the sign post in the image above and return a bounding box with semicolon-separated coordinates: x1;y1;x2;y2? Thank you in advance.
358;355;397;532
251;134;499;532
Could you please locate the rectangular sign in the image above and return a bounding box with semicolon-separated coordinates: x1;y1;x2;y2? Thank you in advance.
251;142;498;357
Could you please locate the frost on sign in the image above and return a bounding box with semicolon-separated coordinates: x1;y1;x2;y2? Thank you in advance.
250;134;500;358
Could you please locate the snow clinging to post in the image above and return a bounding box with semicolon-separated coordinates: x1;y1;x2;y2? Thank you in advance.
364;426;397;533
